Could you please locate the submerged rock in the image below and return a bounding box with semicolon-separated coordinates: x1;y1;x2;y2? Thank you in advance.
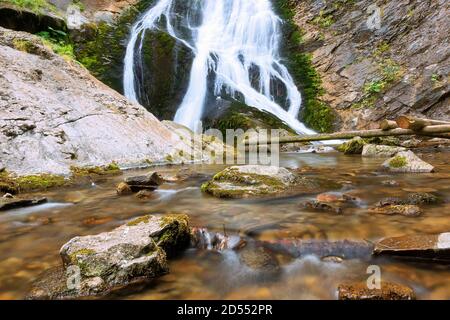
382;151;434;173
362;144;406;157
0;197;47;211
337;137;366;155
338;282;415;300
116;182;132;196
300;200;343;214
201;165;297;199
368;204;422;217
124;172;164;192
238;245;280;274
373;233;450;262
29;214;190;299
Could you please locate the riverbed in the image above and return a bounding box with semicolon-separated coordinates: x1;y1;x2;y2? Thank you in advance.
1;149;449;300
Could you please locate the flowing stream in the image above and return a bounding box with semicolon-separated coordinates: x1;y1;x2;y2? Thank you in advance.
124;0;315;134
1;151;450;299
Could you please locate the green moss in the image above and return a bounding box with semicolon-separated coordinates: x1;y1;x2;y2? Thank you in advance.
157;213;190;254
389;155;407;168
273;1;335;132
70;162;121;177
337;137;366;154
0;0;56;13
12;39;33;52
14;174;66;192
69;248;96;264
127;215;151;226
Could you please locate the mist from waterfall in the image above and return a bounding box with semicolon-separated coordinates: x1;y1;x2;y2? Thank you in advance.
123;0;316;135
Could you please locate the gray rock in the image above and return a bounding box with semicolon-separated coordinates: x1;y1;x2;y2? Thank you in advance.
27;214;192;299
382;151;434;173
0;27;198;176
362;144;406;157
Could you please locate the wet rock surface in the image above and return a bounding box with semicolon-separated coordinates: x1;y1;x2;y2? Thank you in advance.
382;151;434;173
374;233;450;262
337;137;366;154
369;204;422;217
28;214;190;299
0;197;47;211
201;165;298;199
338;282;415;300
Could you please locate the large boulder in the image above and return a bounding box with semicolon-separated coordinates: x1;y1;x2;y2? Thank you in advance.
373;232;450;261
201;165;298;199
362;144;406;157
0;27;197;175
28;214;190;299
381;151;434;173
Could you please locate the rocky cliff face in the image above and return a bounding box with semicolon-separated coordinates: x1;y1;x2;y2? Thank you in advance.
291;0;449;130
0;27;193;175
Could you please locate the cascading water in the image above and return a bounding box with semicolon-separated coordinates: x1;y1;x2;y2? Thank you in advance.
124;0;316;135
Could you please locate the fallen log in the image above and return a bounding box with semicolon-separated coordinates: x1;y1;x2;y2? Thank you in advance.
246;125;450;145
396;116;450;131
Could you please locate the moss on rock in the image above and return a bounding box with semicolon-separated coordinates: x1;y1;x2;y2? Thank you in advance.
389;155;407;168
337;137;366;154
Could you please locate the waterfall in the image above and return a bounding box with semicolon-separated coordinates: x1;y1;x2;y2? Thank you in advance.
124;0;316;135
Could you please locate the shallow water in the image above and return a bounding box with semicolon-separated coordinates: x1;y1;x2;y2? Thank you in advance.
1;150;449;300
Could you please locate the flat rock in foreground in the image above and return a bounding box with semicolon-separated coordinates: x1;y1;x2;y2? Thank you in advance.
374;232;450;261
28;214;190;299
338;282;415;300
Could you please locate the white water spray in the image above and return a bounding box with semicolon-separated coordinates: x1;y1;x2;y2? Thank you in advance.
124;0;316;135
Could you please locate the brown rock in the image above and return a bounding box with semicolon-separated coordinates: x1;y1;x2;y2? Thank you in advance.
135;190;155;199
373;232;450;261
116;182;132;195
338;282;415;300
369;204;422;217
301;200;343;214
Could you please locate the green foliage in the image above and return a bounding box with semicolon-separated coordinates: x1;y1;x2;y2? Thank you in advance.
0;0;55;13
72;0;85;12
272;0;335;132
37;27;75;59
355;44;403;109
312;10;334;28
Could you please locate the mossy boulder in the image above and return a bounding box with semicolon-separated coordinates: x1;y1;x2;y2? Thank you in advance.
382;151;434;173
337;137;366;154
201;165;298;199
29;214;192;299
205;100;295;137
